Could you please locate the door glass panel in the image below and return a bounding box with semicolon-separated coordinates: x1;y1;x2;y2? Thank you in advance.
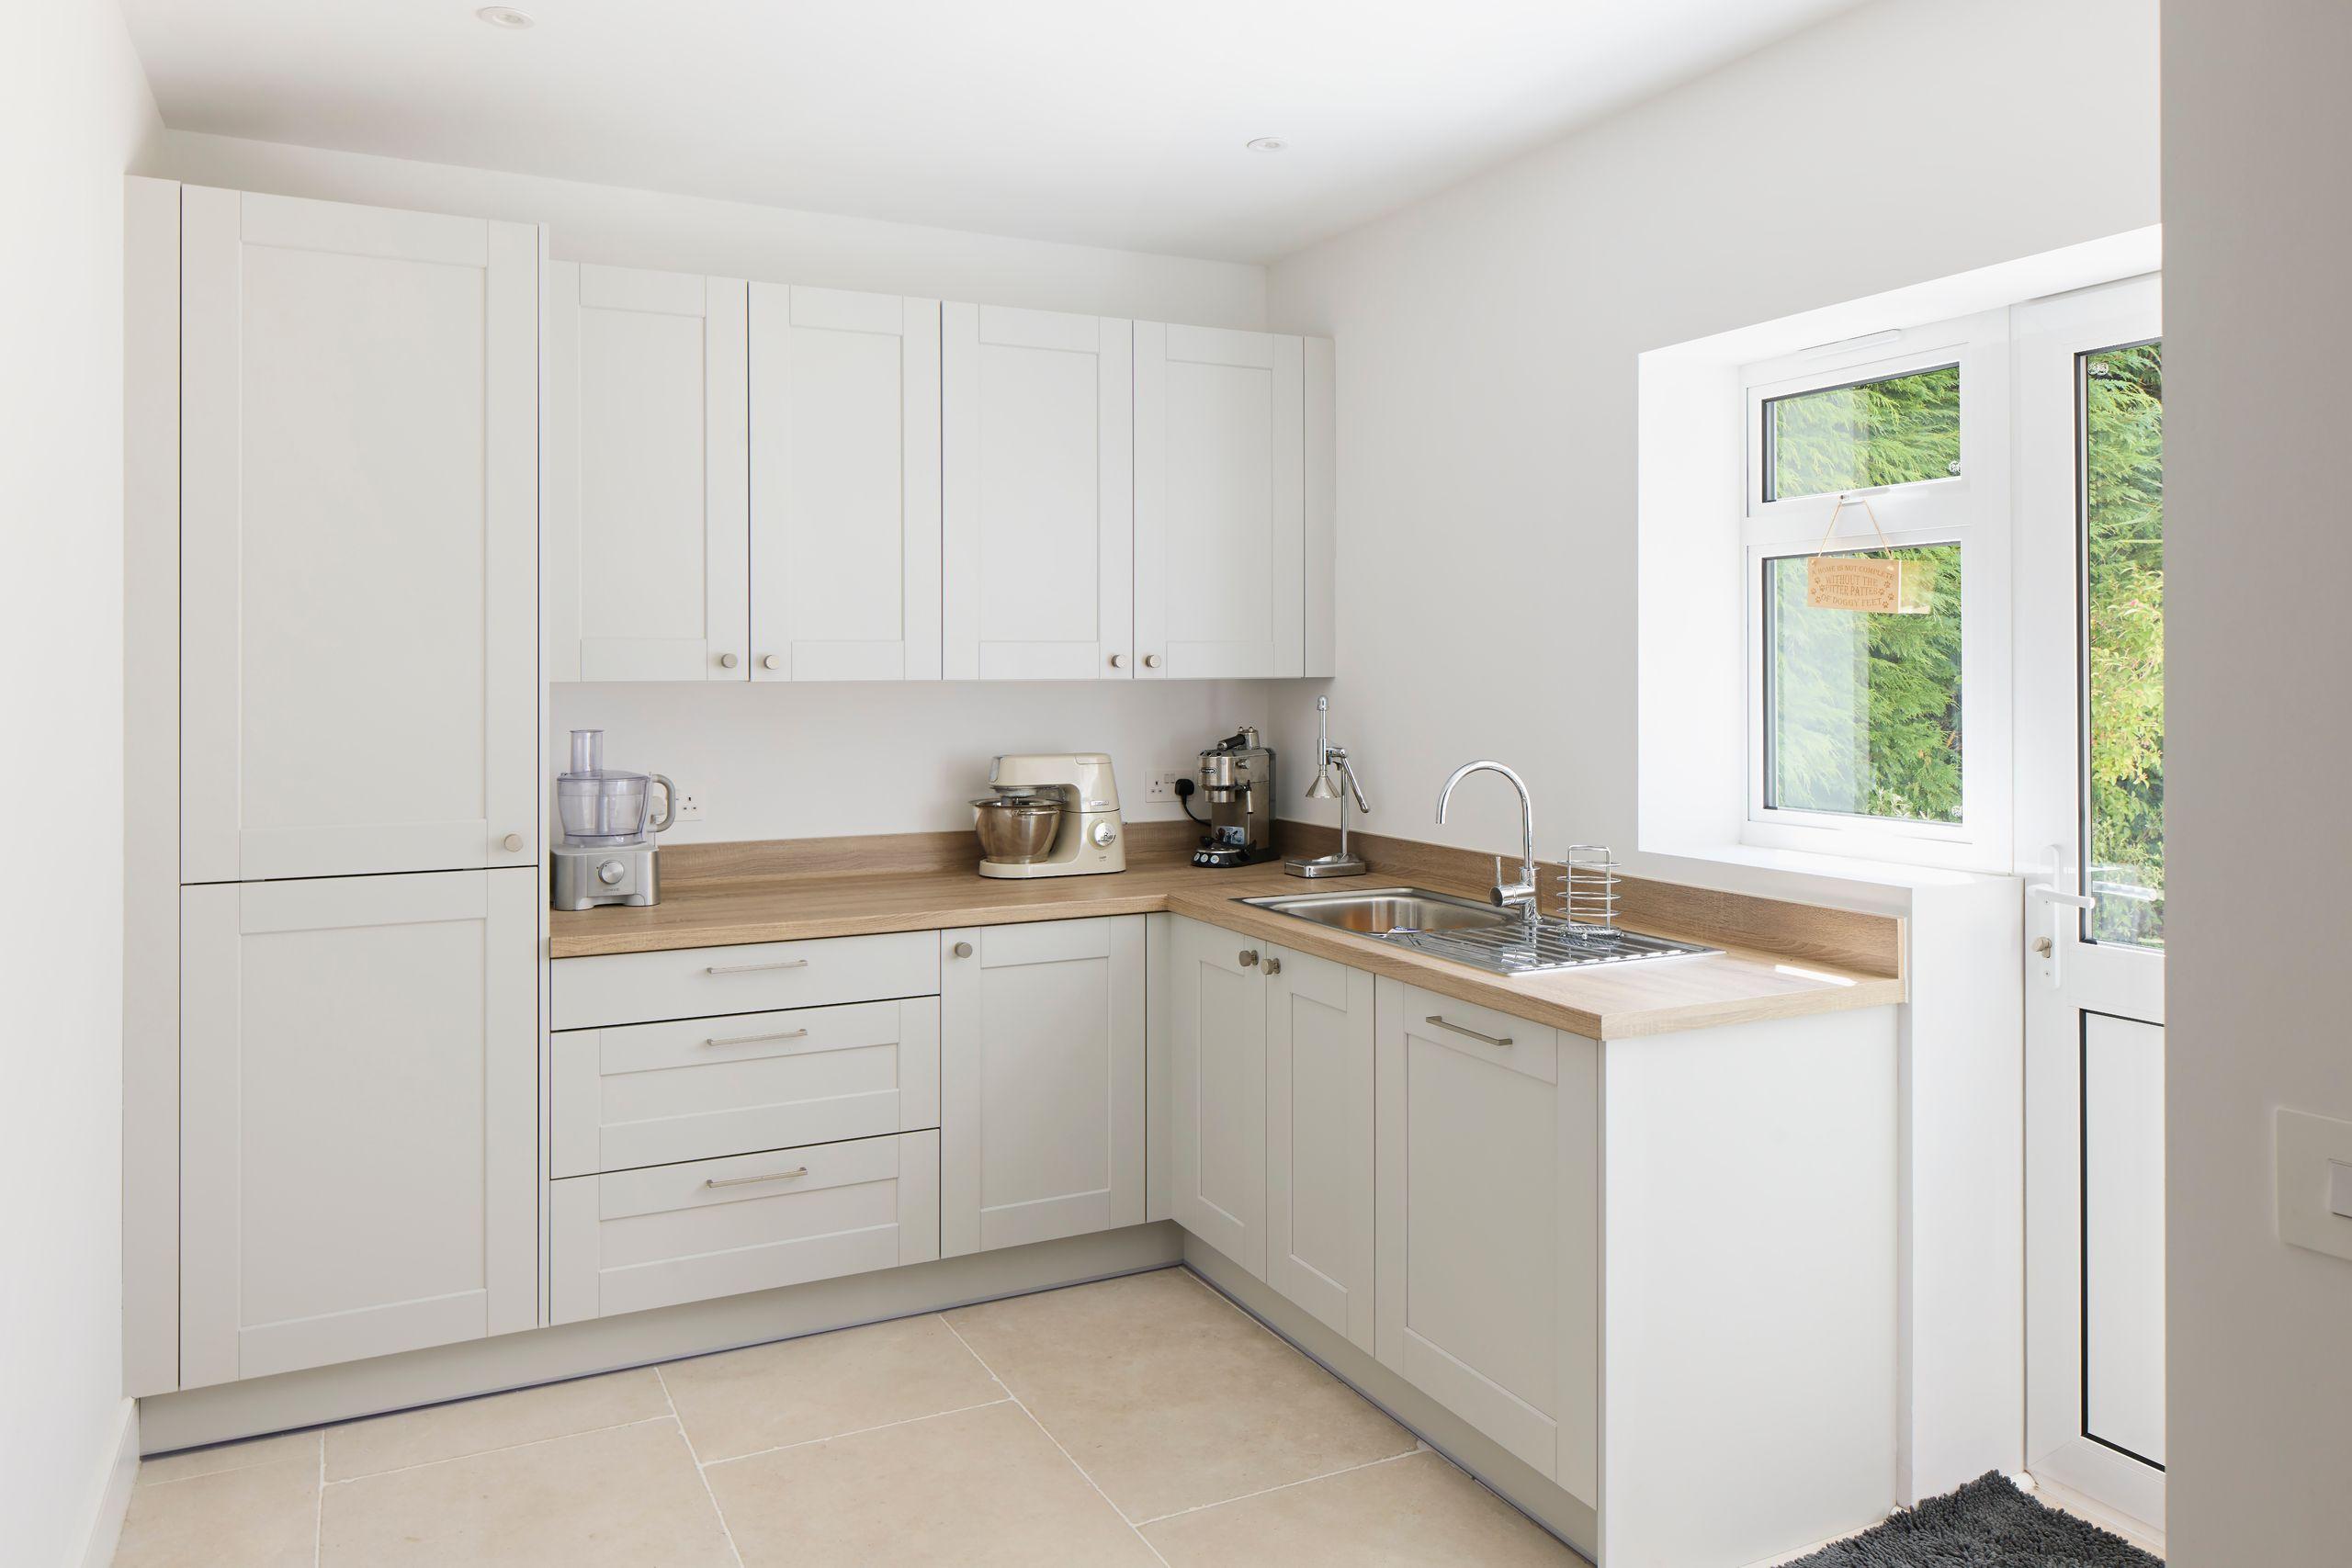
1764;363;1962;502
2081;342;2164;947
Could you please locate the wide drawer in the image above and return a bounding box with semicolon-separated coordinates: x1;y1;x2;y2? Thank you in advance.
551;930;939;1030
548;1131;940;1324
550;998;940;1177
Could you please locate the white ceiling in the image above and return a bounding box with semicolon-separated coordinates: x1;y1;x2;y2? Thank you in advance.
120;0;1862;263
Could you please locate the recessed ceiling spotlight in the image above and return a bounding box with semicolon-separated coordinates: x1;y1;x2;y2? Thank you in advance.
1245;137;1288;153
476;6;535;28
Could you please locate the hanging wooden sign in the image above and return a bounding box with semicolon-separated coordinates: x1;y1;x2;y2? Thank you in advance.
1802;495;1933;615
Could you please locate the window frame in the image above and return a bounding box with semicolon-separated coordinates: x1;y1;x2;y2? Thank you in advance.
1740;310;2013;871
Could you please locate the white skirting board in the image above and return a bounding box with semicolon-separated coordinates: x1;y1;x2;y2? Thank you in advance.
77;1400;140;1568
139;1223;1182;1454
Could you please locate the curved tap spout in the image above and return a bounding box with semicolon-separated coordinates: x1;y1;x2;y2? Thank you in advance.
1435;760;1538;912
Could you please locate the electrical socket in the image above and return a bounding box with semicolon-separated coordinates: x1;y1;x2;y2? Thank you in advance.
672;786;706;823
1144;770;1185;805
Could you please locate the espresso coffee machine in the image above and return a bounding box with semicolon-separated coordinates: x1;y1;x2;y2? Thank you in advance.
1192;727;1278;867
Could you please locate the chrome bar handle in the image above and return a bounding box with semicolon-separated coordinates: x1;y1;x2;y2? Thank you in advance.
1426;1014;1513;1048
704;1166;808;1190
702;1028;811;1049
704;958;809;976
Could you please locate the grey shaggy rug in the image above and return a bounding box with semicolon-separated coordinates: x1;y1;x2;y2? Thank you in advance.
1779;1472;2161;1566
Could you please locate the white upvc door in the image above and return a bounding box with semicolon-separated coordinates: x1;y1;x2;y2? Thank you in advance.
179;187;537;882
547;262;749;682
938;918;1146;1256
2015;275;2166;1533
1263;945;1375;1353
749;283;942;681
180;869;537;1387
1166;916;1269;1276
1133;322;1304;679
942;304;1133;680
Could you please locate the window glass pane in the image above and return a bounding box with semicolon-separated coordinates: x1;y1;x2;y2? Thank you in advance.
1766;364;1962;502
1766;543;1962;824
2083;342;2164;947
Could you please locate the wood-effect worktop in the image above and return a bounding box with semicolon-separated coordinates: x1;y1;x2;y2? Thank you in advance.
551;825;1904;1040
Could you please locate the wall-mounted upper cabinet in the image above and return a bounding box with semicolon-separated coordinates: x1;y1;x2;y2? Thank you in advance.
546;263;749;682
944;304;1134;680
751;284;943;682
180;188;538;881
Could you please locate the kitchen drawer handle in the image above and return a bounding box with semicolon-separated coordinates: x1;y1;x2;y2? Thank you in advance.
1426;1014;1512;1048
704;958;809;976
703;1027;811;1049
704;1166;809;1189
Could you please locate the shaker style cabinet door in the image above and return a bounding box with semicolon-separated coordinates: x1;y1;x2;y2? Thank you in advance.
179;869;537;1387
547;263;749;682
1166;916;1270;1277
179;187;537;881
749;284;942;681
1264;945;1376;1353
1133;323;1305;680
939;918;1145;1256
942;304;1133;680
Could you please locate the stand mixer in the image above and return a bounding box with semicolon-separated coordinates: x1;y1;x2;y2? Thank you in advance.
972;753;1125;879
551;728;676;909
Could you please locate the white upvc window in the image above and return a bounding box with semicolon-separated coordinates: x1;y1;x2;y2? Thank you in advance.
1739;310;2013;871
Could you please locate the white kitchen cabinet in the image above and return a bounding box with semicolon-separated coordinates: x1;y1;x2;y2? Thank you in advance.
1375;979;1600;1506
179;869;537;1387
1165;916;1272;1276
940;918;1145;1255
179;186;537;881
1264;945;1376;1353
547;262;750;682
1134;322;1314;679
942;304;1133;680
750;283;943;681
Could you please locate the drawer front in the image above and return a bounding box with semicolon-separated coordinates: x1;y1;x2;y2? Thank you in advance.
1398;982;1560;1084
550;998;942;1178
551;930;939;1030
549;1131;940;1323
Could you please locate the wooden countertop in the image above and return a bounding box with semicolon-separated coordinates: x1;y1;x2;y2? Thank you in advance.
551;827;1905;1040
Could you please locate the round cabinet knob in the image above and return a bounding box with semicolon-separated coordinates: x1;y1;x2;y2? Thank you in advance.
1263;956;1283;976
718;652;740;670
596;859;627;886
1109;653;1127;670
1143;653;1162;670
1238;949;1259;968
1091;820;1117;848
501;832;524;852
952;941;974;958
762;654;782;671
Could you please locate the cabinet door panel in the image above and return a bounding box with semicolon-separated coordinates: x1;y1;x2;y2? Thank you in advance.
1265;946;1375;1352
1167;917;1268;1276
943;304;1132;680
1134;323;1303;679
548;262;749;682
181;187;536;879
941;918;1145;1255
181;869;536;1386
750;284;941;681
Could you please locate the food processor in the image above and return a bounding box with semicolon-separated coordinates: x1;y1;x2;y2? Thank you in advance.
551;728;676;910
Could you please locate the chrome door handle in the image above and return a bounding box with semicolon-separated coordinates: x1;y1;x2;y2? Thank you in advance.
1263;956;1283;976
1426;1015;1512;1048
702;1027;810;1048
952;941;974;958
703;1166;808;1189
1109;653;1127;669
501;832;525;852
2027;843;2097;986
704;958;808;976
1238;949;1258;967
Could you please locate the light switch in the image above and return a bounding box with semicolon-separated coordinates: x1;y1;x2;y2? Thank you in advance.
2278;1109;2352;1262
2332;1160;2352;1221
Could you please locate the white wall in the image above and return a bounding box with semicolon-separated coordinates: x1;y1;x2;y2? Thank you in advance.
2165;1;2352;1558
1263;0;2159;1504
1;3;162;1563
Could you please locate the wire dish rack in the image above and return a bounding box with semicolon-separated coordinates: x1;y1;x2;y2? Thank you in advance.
1385;918;1715;976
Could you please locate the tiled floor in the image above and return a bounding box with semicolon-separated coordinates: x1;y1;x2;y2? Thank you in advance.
116;1267;1581;1567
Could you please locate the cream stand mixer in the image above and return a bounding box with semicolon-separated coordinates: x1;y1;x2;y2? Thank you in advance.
971;753;1125;879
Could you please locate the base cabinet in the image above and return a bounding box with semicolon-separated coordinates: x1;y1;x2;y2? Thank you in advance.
940;918;1146;1255
1166;917;1271;1275
1265;946;1376;1353
179;869;538;1386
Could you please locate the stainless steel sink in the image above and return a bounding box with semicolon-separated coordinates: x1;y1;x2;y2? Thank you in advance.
1242;886;1718;976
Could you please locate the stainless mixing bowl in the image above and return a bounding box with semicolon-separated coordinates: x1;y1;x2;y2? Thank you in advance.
972;795;1061;863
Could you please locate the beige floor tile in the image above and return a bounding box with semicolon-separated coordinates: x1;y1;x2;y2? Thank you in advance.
138;1428;319;1486
662;1313;1004;1461
1144;1450;1578;1566
114;1455;319;1568
945;1268;1414;1522
324;1367;669;1480
706;1398;1157;1568
319;1417;732;1568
